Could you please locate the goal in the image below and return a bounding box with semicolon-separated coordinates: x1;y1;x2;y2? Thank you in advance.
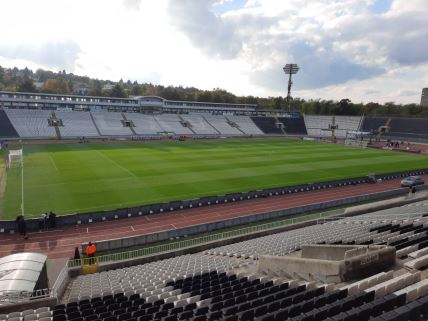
8;149;23;168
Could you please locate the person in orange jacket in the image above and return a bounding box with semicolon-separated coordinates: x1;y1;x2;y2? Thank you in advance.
85;241;97;264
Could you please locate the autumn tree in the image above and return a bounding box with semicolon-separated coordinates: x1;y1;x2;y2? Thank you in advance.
41;78;71;94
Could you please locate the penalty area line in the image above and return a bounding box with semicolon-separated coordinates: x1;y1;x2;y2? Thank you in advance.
95;150;137;178
49;155;59;172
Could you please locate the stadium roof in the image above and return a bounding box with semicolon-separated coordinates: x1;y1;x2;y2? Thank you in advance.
0;252;47;294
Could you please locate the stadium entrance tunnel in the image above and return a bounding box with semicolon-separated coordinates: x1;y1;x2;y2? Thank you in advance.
258;244;396;283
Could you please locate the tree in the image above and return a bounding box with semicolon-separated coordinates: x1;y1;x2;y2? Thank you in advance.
110;84;128;98
337;99;351;115
0;66;4;83
17;78;38;93
41;78;71;94
130;82;144;96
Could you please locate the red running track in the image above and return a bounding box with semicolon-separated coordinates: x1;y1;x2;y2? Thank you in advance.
0;178;412;259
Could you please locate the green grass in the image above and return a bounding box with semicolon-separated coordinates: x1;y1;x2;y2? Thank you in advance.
1;139;427;219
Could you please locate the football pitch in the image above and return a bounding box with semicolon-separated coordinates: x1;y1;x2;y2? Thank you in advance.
1;139;427;219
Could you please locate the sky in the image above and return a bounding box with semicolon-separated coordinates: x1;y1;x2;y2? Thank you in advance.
0;0;427;104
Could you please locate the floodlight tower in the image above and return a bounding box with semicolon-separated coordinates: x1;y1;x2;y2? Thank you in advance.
283;63;299;112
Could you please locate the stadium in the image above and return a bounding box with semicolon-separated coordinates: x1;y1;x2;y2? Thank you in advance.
1;88;428;321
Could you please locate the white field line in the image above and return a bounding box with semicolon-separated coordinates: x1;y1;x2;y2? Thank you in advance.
95;150;138;178
49;155;59;172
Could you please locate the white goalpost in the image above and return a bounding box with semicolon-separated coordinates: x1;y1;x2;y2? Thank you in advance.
8;149;23;168
8;148;25;216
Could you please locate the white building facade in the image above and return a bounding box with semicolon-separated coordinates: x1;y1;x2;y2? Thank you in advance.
421;88;428;106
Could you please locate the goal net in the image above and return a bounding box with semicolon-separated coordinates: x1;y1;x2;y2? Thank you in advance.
8;149;23;168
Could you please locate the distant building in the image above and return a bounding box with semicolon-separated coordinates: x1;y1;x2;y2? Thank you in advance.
102;83;115;91
421;88;428;106
73;83;89;95
34;82;44;90
0;91;259;115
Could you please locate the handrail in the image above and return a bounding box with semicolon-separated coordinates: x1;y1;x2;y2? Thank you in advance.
51;261;69;299
0;288;51;305
317;212;428;224
67;209;341;268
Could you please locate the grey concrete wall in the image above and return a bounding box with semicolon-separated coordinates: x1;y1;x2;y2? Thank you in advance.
258;254;342;283
0;297;57;314
301;245;359;261
342;246;396;281
259;245;396;283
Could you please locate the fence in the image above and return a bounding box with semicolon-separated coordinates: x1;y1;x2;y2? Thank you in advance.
317;212;428;224
0;289;51;306
50;261;69;300
67;209;341;268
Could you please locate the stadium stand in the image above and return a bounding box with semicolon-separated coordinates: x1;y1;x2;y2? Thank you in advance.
0;110;19;138
203;115;242;135
3;288;427;321
154;114;193;135
360;117;389;134
7;108;428;142
225;116;264;135
304;115;362;138
250;117;283;135
124;113;163;135
277;115;307;135
204;200;428;260
55;111;99;137
3;200;428;321
4;109;56;138
91;112;133;136
384;118;428;140
67;255;252;302
180;115;219;135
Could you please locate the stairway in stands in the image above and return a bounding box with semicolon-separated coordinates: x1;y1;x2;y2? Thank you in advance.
178;115;196;134
121;113;137;135
89;112;102;136
225;116;246;135
51;111;62;139
274;117;287;135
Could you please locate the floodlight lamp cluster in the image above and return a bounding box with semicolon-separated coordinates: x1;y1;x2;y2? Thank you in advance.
283;64;299;75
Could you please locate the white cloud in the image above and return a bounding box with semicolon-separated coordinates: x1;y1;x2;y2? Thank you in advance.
0;0;426;104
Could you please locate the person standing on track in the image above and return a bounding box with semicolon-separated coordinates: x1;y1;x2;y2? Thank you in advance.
85;241;97;265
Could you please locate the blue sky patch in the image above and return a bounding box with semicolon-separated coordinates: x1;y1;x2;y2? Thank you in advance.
212;0;247;14
369;0;391;14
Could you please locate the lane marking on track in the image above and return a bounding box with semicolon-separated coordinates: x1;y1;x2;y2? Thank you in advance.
86;227;89;233
171;224;177;229
131;226;135;232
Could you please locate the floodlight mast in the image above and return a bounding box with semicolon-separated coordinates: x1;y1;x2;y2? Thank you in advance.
283;64;299;112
